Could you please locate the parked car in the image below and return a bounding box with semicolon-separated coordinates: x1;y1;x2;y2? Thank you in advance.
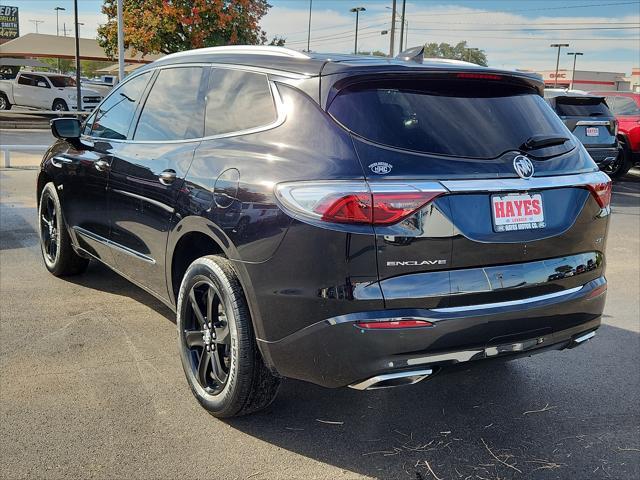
0;71;102;111
544;91;625;177
590;91;640;172
37;46;610;417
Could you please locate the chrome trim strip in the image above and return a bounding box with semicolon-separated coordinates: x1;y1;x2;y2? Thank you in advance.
429;285;583;313
161;46;311;61
574;331;596;343
73;226;156;264
349;369;433;390
112;189;174;213
576;120;610;126
441;171;610;193
407;351;481;366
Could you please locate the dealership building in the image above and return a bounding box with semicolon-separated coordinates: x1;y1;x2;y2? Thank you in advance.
536;68;637;92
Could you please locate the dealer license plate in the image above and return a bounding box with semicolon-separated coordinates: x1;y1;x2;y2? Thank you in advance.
491;193;545;232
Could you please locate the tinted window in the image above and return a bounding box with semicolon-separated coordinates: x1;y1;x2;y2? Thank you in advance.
606;96;640;116
49;75;76;87
17;74;35;86
205;69;276;136
328;78;570;159
33;75;49;88
134;67;205;141
554;97;610;117
90;72;151;140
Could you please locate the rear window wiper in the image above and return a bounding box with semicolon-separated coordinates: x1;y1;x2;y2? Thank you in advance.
520;134;569;151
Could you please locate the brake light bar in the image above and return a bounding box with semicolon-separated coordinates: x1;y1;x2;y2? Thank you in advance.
456;73;503;81
356;319;433;329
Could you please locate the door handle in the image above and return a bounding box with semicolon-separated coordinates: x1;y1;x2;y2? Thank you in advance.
159;169;177;185
51;156;75;168
95;160;110;172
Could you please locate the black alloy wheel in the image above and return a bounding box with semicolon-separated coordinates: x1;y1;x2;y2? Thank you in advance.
183;279;232;395
40;192;59;264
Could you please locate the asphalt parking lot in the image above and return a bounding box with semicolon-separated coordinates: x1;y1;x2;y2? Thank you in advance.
0;167;638;480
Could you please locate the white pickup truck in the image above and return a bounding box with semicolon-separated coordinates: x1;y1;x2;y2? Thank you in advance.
0;71;102;111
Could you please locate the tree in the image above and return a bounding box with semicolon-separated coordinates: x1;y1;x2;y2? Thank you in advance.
423;41;488;66
357;50;387;57
98;0;273;57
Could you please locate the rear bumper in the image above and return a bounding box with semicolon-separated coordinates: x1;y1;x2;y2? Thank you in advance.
259;277;606;388
587;146;619;165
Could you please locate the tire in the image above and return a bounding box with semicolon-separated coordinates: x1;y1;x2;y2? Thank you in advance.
52;99;69;111
605;140;632;179
38;182;89;276
176;255;280;418
0;93;11;110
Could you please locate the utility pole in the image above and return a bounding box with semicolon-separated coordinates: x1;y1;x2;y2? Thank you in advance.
117;0;125;82
54;7;65;36
306;0;312;52
29;19;44;33
62;23;71;37
73;0;81;112
567;52;583;90
404;20;408;50
350;7;365;55
388;1;397;57
399;0;406;55
550;43;569;88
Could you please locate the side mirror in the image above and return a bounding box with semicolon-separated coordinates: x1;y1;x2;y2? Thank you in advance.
37;81;48;88
51;118;81;140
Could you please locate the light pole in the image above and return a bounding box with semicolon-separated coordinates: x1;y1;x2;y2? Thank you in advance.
350;7;365;55
54;7;65;36
306;0;312;52
29;19;44;33
117;0;125;82
567;52;583;90
550;43;569;88
73;0;81;111
399;0;406;55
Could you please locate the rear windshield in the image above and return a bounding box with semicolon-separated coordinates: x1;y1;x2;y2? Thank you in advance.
554;97;609;117
328;78;569;159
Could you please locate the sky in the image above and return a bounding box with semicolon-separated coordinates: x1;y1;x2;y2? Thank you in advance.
6;0;640;74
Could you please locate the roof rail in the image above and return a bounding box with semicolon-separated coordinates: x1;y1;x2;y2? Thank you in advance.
423;57;477;66
161;45;311;61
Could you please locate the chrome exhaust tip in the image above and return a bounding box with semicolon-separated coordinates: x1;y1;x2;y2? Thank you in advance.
568;331;596;349
348;369;433;391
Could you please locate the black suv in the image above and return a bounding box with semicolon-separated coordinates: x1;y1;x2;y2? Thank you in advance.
544;91;623;177
38;47;610;417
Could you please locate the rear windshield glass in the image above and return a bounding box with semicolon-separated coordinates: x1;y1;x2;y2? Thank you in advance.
328;78;569;159
554;97;609;117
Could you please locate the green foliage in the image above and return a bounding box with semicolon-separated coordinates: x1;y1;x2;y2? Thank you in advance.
423;41;488;66
357;50;387;57
33;58;113;77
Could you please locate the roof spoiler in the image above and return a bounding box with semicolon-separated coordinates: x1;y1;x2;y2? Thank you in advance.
395;46;424;64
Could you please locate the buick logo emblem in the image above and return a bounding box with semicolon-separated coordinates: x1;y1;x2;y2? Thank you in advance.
513;155;534;179
369;162;393;175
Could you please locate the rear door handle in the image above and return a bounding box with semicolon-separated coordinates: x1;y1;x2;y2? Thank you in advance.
159;169;177;185
95;160;110;172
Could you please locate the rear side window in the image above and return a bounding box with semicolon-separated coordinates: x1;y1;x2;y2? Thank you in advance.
205;69;276;136
134;67;206;141
606;96;640;116
328;78;569;159
90;71;152;140
554;97;610;117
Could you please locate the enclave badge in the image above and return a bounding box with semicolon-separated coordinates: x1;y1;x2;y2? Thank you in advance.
369;162;393;175
513;155;534;179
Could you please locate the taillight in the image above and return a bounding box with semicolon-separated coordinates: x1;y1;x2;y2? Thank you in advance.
355;319;433;329
275;181;445;226
586;180;612;208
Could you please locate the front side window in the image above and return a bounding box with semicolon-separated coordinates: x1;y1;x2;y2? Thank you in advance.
205;68;276;136
49;76;76;87
33;75;49;88
134;67;206;141
89;71;152;140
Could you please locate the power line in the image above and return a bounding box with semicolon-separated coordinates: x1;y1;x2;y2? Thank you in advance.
408;1;640;17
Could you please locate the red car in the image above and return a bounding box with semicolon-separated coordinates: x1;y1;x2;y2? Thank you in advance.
591;92;640;176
